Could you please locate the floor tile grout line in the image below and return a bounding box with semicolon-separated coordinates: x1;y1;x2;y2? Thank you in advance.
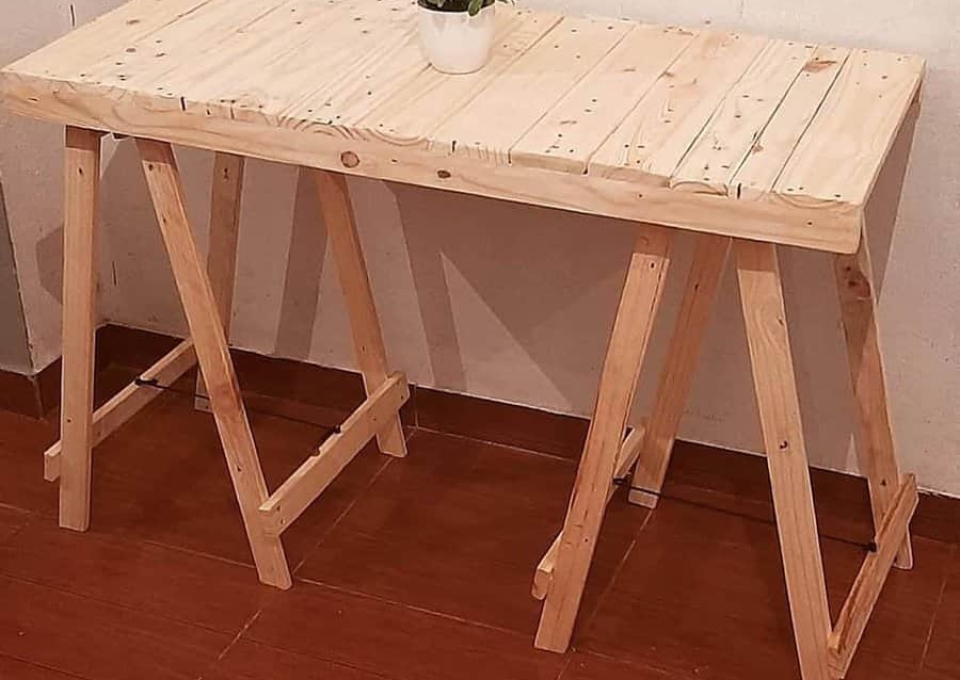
413;425;581;467
290;451;396;576
914;542;958;677
292;572;553;642
136;536;262;571
0;567;257;640
0;651;94;680
195;608;264;680
574;508;654;637
223;631;404;680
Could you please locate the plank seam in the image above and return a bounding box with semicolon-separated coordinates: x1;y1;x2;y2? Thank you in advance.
504;19;635;166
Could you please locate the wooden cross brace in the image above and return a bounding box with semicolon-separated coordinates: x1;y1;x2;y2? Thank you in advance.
48;128;409;588
531;226;917;680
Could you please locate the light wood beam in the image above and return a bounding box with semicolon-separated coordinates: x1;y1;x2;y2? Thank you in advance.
260;372;410;536
311;169;407;457
58;126;103;532
629;233;730;508
533;423;646;601
828;475;918;678
736;240;832;680
137;138;291;589
834;227;913;568
535;225;671;652
45;339;197;481
196;152;245;412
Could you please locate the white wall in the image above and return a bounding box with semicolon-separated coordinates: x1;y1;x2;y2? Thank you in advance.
1;0;958;496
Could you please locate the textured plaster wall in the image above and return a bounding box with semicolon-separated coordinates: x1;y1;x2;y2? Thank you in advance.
1;0;958;495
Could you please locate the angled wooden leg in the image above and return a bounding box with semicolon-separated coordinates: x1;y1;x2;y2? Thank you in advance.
196;152;245;412
535;224;672;652
834;226;913;569
59;126;103;532
629;233;731;508
311;169;406;457
137;139;291;589
736;240;831;680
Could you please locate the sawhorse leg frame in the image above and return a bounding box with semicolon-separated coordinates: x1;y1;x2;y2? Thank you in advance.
533;223;917;680
45;128;409;588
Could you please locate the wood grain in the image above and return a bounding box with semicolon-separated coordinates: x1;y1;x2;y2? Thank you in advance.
137;138;291;589
536;225;671;652
735;240;832;680
59;126;103;532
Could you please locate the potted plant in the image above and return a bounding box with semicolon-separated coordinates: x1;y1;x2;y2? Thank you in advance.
417;0;510;74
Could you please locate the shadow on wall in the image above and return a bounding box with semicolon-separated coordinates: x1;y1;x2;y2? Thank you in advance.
274;167;327;361
0;180;32;372
392;183;635;412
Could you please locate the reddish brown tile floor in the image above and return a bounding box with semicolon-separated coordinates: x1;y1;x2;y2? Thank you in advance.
0;376;956;680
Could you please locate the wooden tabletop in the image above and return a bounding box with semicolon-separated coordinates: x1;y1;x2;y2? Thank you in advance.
1;0;924;253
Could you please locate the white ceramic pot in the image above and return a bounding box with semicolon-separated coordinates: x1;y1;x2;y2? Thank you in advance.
418;2;496;75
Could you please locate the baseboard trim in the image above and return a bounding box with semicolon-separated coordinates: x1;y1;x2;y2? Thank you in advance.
5;323;959;546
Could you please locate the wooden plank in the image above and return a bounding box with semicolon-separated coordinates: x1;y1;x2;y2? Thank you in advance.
46;339;198;482
5;0;215;81
88;0;303;94
774;49;925;208
532;423;646;601
196;152;245;411
431;15;634;163
259;372;410;535
835;230;913;568
735;240;832;680
58;126;102;532
590;31;768;184
536;225;671;652
183;0;414;126
0;75;863;253
358;10;562;145
670;40;816;194
629;234;730;508
732;46;850;200
828;475;918;678
511;24;697;174
137;138;292;589
312;169;407;457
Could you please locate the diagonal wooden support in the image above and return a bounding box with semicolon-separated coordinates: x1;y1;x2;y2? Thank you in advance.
137;138;292;589
532;423;646;601
629;233;731;508
834;224;913;569
45;339;197;482
58;126;103;532
535;224;671;652
196;152;245;412
736;240;832;680
312;169;407;458
260;372;410;536
828;474;918;678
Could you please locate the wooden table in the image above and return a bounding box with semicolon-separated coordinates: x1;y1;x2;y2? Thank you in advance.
0;0;925;677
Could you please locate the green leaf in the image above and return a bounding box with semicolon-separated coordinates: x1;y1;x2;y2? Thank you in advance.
467;0;482;15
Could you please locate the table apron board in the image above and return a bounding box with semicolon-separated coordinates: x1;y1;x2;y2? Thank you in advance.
2;77;862;254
